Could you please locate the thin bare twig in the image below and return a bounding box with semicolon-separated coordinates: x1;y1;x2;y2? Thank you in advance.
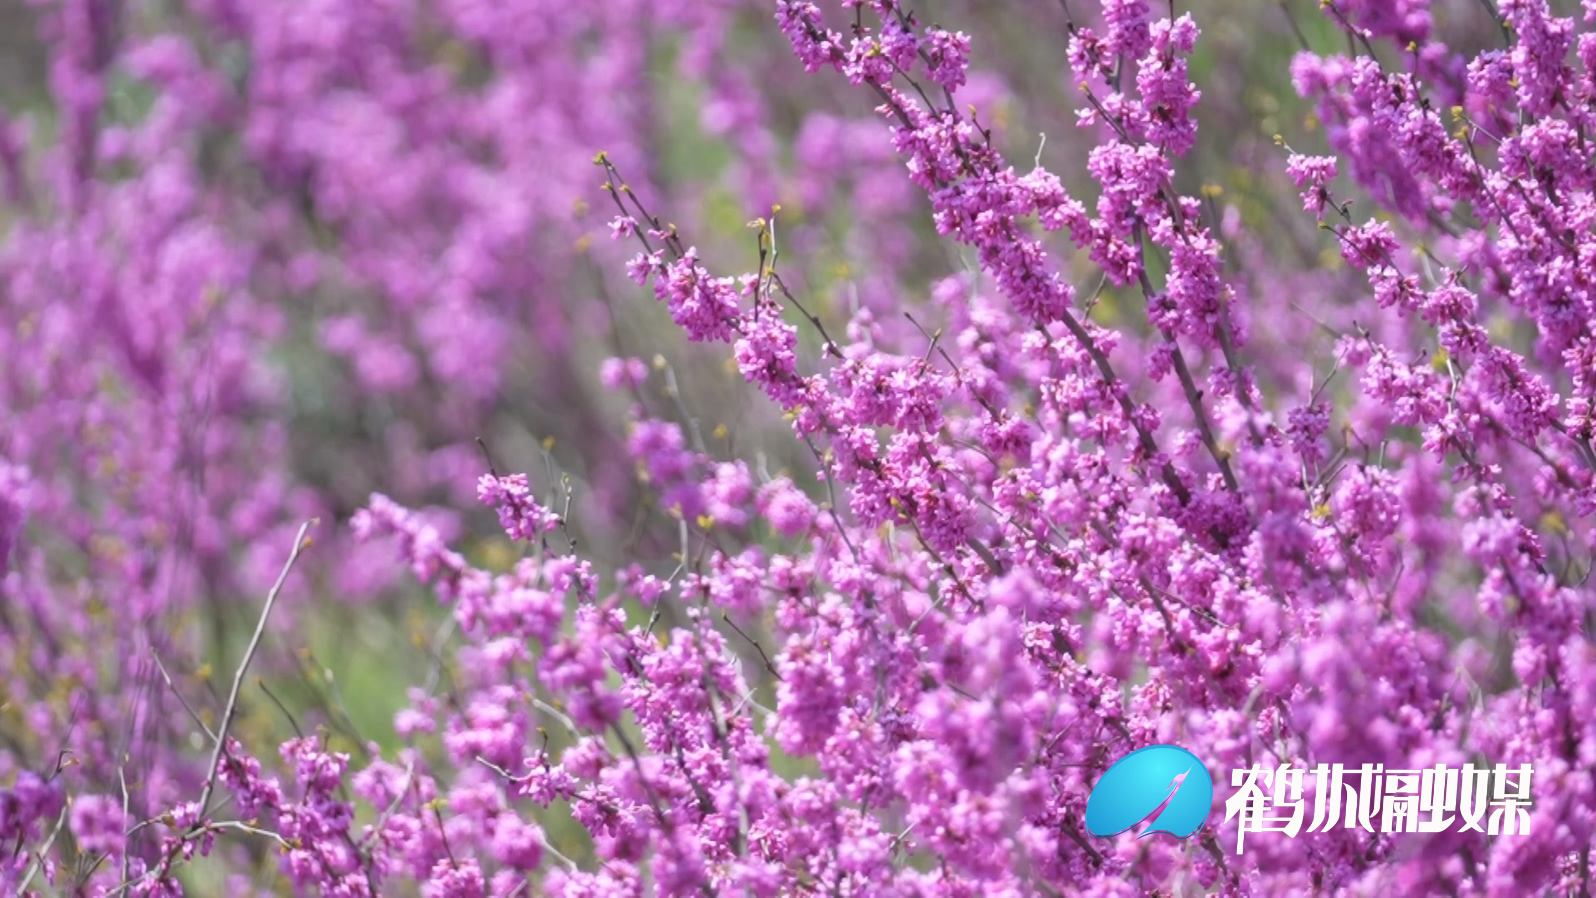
16;804;69;892
195;520;314;821
150;650;216;742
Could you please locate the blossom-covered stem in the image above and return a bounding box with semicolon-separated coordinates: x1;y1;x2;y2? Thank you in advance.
1131;229;1240;492
782;1;1216;517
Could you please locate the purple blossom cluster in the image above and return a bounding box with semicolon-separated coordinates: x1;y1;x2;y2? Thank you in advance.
1;0;1594;895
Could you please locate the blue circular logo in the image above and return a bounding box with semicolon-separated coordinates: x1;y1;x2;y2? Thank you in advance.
1085;744;1214;839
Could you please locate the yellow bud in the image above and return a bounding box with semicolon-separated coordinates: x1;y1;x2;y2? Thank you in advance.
1541;510;1568;536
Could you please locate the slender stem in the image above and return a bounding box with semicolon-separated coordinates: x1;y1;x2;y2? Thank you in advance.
16;805;68;893
195;520;314;821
